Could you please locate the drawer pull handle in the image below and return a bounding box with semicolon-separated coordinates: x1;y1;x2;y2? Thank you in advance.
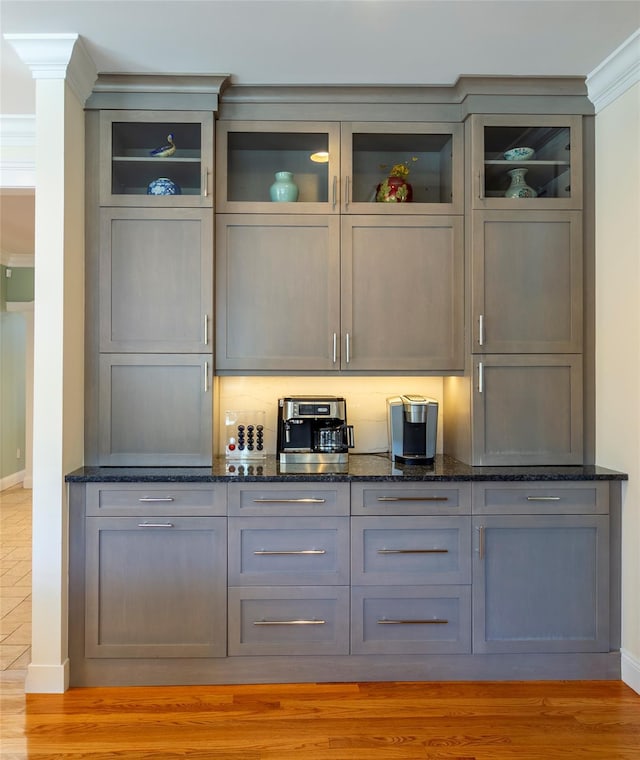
252;498;326;504
377;548;448;554
253;619;326;626
526;496;561;501
378;619;449;625
377;496;450;502
137;522;174;528
253;550;326;556
138;497;175;502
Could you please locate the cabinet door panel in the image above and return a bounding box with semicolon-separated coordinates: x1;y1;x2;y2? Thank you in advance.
85;516;226;658
473;355;583;465
472;515;609;653
216;214;340;371
100;208;213;352
99;354;212;466
342;216;464;370
472;211;582;353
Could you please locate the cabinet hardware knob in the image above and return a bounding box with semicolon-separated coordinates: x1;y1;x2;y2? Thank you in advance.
253;619;326;626
377;548;448;554
253;549;327;556
378;619;449;625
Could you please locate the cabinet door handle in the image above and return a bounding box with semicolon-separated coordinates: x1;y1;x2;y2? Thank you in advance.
377;496;450;502
202;166;209;197
137;522;174;528
204;361;209;392
204;314;209;345
332;175;337;210
477;525;485;559
378;619;449;625
478;170;485;200
252;498;326;504
253;549;326;556
345;332;351;364
478;362;484;393
478;314;484;346
253;619;326;626
345;176;350;210
138;497;175;502
332;332;337;364
526;496;561;501
377;548;448;554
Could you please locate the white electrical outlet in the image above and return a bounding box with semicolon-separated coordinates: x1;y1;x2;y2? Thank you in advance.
5;268;12;278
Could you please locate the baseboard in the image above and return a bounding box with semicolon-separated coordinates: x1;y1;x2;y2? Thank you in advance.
0;469;25;492
621;649;640;695
25;659;70;694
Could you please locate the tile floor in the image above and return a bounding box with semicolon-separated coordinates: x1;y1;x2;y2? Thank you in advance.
0;484;32;673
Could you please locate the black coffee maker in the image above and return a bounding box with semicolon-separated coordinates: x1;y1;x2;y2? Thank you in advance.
387;394;438;465
277;396;354;464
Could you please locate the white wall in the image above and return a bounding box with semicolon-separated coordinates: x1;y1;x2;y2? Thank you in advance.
594;77;640;692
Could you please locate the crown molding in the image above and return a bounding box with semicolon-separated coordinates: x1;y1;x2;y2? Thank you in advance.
587;28;640;112
0;115;36;188
4;33;97;105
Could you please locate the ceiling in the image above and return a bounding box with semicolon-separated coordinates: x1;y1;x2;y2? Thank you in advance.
1;1;638;263
2;0;640;114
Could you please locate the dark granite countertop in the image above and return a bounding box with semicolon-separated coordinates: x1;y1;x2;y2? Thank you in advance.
66;454;628;483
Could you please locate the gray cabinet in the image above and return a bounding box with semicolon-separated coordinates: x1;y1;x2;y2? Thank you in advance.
82;483;226;660
216;214;463;372
471;211;582;353
100;208;213;353
472;482;609;654
98;354;212;465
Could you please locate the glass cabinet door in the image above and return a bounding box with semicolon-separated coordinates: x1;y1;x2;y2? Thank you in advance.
100;110;214;207
342;122;463;214
216;121;341;213
471;115;582;210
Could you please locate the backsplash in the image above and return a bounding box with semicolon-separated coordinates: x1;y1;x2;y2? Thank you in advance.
215;376;444;456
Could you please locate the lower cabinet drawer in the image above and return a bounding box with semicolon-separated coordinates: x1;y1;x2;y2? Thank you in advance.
228;586;350;656
351;585;471;655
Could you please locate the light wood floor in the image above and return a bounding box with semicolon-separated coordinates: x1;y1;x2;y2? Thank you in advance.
1;485;639;759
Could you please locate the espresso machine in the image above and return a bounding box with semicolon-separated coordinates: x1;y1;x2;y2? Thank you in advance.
277;396;354;465
387;395;438;465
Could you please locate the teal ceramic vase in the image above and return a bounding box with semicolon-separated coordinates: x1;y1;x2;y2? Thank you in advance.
504;168;537;199
269;171;299;202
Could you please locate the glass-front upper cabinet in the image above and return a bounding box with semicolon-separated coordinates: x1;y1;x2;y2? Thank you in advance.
471;115;583;210
100;111;214;207
216;121;341;213
341;122;463;215
216;121;463;214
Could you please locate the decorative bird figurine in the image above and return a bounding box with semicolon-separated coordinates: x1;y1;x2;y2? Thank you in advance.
149;133;176;157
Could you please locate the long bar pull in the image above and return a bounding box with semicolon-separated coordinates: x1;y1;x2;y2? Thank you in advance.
478;314;484;346
202;166;209;197
332;332;337;364
345;176;350;210
377;548;448;554
478;362;484;393
138;497;175;502
345;333;351;364
479;170;485;200
254;620;326;626
332;175;337;210
377;496;450;502
137;522;174;528
378;619;449;625
526;496;561;501
478;525;485;560
204;315;209;345
252;498;326;504
254;549;326;556
204;361;209;392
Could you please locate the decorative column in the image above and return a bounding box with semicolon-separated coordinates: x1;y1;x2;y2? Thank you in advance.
4;33;96;693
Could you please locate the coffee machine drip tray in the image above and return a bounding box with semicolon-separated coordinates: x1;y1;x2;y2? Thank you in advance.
279;452;349;465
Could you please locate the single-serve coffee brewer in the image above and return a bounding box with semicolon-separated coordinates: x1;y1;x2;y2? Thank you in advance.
277;396;354;464
387;395;438;465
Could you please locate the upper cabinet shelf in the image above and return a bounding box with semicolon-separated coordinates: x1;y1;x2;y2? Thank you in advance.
216;120;463;214
100;110;214;207
471;115;583;210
